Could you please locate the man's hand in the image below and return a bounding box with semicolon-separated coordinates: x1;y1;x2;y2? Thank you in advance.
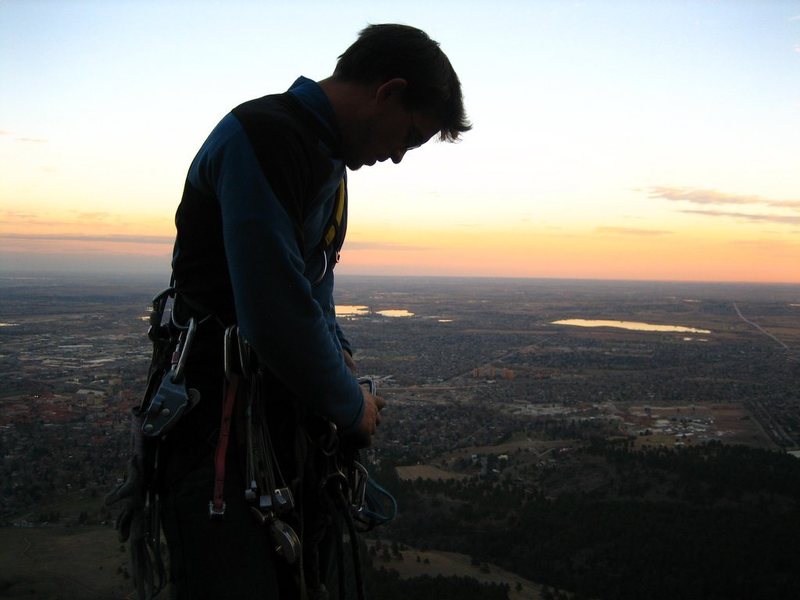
353;386;386;447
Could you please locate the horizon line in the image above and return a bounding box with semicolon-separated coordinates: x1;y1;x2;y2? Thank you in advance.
1;268;798;288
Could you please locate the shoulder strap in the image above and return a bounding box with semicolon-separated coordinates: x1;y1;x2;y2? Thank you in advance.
322;178;348;253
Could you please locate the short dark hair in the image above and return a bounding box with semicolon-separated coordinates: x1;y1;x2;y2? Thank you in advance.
334;24;471;142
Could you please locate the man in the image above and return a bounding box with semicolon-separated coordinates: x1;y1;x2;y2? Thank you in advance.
158;24;469;599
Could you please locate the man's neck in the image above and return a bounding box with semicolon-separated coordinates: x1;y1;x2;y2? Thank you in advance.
318;77;377;130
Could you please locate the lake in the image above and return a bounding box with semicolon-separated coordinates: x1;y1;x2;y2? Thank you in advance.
337;305;415;318
552;319;711;334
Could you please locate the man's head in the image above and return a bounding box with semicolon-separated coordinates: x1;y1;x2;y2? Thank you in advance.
324;24;470;170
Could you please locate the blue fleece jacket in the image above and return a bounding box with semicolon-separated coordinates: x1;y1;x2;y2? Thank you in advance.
176;77;364;433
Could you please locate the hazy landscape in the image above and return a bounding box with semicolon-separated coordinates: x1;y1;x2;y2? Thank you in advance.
1;272;799;599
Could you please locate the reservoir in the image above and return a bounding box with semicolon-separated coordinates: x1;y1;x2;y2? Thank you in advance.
337;306;415;318
552;319;711;334
376;309;414;318
337;305;369;317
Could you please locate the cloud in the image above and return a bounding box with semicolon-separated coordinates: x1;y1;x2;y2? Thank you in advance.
647;186;767;206
2;210;146;229
0;211;68;227
72;211;112;221
2;210;119;228
2;210;39;220
0;130;47;142
768;200;800;210
646;186;800;227
731;238;799;249
595;226;672;236
0;233;173;245
680;209;800;226
345;241;430;251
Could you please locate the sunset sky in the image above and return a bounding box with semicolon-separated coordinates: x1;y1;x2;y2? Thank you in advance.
1;0;799;283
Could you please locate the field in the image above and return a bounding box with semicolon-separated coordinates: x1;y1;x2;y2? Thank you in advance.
396;464;470;481
368;541;544;600
625;402;771;449
0;526;129;599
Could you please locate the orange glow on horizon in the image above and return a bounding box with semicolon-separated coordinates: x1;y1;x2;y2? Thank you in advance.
337;224;800;284
2;220;798;284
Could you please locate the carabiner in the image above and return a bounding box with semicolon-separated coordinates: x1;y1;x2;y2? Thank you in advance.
171;317;196;384
311;248;329;285
148;287;175;341
237;329;252;379
223;326;236;382
358;376;377;396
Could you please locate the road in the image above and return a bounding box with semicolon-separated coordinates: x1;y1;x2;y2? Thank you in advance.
732;303;791;352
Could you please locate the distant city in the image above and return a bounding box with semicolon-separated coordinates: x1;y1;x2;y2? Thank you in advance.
1;272;799;599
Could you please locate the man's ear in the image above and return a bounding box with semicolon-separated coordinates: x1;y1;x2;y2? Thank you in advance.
375;78;408;104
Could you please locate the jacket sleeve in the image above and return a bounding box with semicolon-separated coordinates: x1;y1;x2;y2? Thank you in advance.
190;114;364;433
